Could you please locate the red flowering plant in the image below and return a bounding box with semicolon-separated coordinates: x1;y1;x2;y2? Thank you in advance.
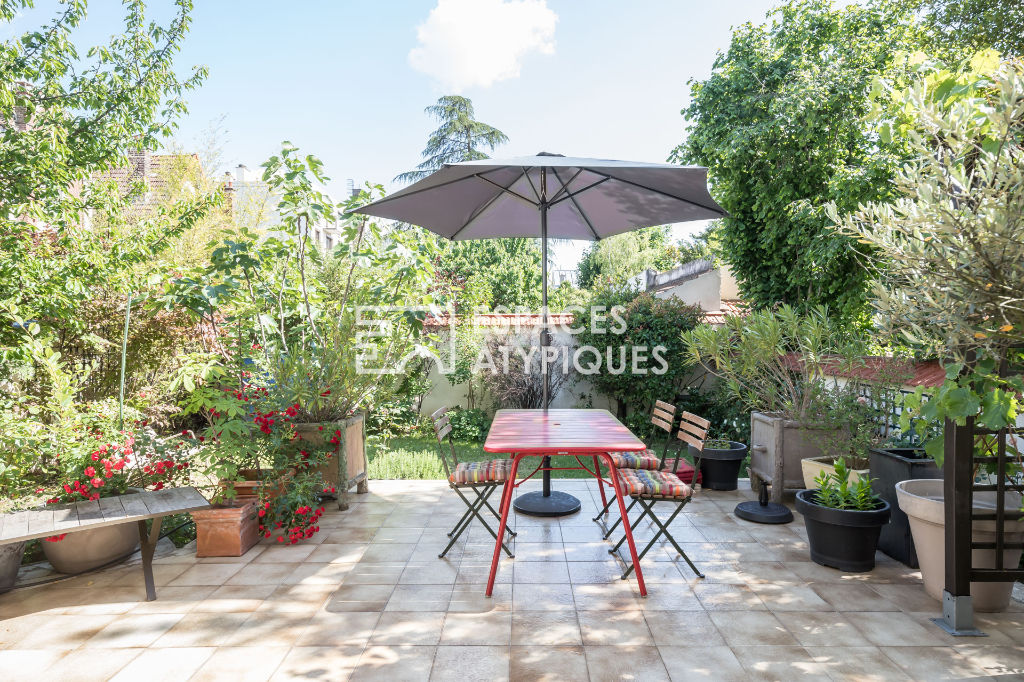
41;403;191;542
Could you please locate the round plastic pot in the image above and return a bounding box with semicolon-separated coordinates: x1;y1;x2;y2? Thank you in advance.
691;442;747;491
794;489;891;572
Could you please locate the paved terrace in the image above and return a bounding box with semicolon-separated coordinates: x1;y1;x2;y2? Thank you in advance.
1;479;1022;681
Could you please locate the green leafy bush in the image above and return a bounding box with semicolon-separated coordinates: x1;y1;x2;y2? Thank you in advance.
447;408;490;442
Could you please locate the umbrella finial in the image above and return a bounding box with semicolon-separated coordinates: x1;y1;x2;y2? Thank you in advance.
536;151;564;157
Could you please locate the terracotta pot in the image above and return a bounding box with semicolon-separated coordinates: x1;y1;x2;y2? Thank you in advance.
192;500;259;558
42;523;140;574
0;542;26;593
801;455;870;490
219;469;288;503
896;479;1024;612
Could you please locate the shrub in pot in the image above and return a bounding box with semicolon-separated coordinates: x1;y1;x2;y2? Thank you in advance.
691;438;747;491
795;459;890;572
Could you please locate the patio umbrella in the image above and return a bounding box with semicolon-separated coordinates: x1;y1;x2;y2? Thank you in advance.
354;152;726;516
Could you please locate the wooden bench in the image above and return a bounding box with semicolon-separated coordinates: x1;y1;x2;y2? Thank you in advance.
0;487;209;601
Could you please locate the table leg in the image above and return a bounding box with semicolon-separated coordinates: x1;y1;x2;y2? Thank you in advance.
600;452;646;597
486;454;521;597
593;455;608;510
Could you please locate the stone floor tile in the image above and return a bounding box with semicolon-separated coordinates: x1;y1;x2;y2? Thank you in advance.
644;610;725;647
352;644;435;682
0;649;70;679
953;644;1024;678
731;645;831;681
881;645;995;681
430;645;509;681
845;611;950;647
869;583;940;613
167;563;244;586
583;645;670;682
192;584;277;613
282;561;356;586
658;645;747;682
748;583;833;611
84;613;184;648
448;583;512;612
708;611;797;646
809;582;899;612
306;543;368;564
572;582;643;611
1;612;117;649
294;610;380;647
440;611;512;645
510;644;589;681
805;645;912;681
373;527;425;544
635;583;704;611
222;611;314;647
512;610;582;645
325;583;395;612
514;561;570;584
270;646;364;681
514;542;567;563
189;645;290;682
226;562;301;586
693;582;766;611
385;585;453;612
399;562;459;585
109;646;214;682
456;561;512;585
513;582;576;611
371;611;445;645
567;560;624;584
37;647;141;681
578;610;653;646
152;612;250;647
361;543;418;563
780;611;870;646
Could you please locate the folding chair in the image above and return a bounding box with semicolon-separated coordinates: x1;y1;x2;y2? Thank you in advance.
430;407;516;559
594;400;677;532
607;411;710;579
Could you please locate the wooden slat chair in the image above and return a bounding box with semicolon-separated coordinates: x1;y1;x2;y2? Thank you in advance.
607;411;710;579
430;407;516;559
594;400;677;531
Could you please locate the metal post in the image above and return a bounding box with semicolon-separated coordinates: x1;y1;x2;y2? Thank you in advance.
540;168;551;498
936;416;984;636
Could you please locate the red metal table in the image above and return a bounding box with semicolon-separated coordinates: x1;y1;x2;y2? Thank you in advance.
483;408;649;596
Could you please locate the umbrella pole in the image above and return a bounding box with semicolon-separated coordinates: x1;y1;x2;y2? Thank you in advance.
541;200;551;499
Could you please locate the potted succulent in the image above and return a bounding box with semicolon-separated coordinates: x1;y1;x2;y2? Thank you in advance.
795;459;891;572
684;305;860;501
691;438;747;490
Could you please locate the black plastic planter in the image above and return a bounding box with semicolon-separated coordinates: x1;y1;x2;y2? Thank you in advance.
869;447;941;568
690;441;747;491
794;489;891;572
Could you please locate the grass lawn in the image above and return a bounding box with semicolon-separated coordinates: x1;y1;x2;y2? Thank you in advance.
367;436;597;480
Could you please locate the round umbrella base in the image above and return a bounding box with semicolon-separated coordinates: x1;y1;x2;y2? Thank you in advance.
734;500;793;524
514;491;581;517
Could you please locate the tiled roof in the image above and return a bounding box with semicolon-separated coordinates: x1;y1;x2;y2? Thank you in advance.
422;303;746;330
93;151;195;207
701;299;749;325
781;354;946;388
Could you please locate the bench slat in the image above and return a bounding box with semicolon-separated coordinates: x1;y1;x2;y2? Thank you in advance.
98;496;127;521
75;500;104;525
120;494;150;517
27;510;54;536
0;487;210;545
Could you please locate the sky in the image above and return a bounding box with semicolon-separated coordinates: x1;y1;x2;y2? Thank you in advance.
6;0;797;269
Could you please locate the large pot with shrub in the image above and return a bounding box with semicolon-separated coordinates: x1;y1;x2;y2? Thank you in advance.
795;459;891;572
685;305;859;502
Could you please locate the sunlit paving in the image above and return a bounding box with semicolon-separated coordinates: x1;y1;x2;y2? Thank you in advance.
4;0;1024;680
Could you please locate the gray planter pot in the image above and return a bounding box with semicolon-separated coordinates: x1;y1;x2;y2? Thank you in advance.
42;523;140;574
0;542;26;593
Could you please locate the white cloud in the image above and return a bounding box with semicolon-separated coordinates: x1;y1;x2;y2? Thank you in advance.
408;0;557;92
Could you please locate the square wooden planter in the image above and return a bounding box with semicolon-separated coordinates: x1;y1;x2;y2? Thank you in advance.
293;413;369;510
192;500;259;558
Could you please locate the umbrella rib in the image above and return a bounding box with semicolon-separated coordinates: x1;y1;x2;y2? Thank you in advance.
586;169;727;216
551;167;600;240
523;167;542;203
549;177;609;207
473;173;539;208
548;168;583;203
450;185;508;240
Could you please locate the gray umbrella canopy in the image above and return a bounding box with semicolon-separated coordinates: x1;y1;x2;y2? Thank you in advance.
354;153;725;516
353;152;726;241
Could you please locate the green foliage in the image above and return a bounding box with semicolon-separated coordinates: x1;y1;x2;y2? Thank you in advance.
575;287;702;418
396;95;509;184
435;237;542;310
577;226;678;289
446;407;490;442
676;223;723;268
684;305;861;423
812;459;882;511
901;0;1024;59
673;0;922;320
675;384;752;445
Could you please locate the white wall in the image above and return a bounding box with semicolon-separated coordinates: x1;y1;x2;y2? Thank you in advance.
654;268;722;312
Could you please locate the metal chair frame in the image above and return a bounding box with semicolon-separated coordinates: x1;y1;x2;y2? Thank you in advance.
430;407;516;559
608;411;710;579
594;400;677;533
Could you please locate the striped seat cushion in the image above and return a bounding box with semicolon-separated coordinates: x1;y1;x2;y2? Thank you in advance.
618;469;692;498
450;459;514;484
607;449;661;470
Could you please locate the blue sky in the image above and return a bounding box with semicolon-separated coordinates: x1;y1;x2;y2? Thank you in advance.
9;0;800;267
